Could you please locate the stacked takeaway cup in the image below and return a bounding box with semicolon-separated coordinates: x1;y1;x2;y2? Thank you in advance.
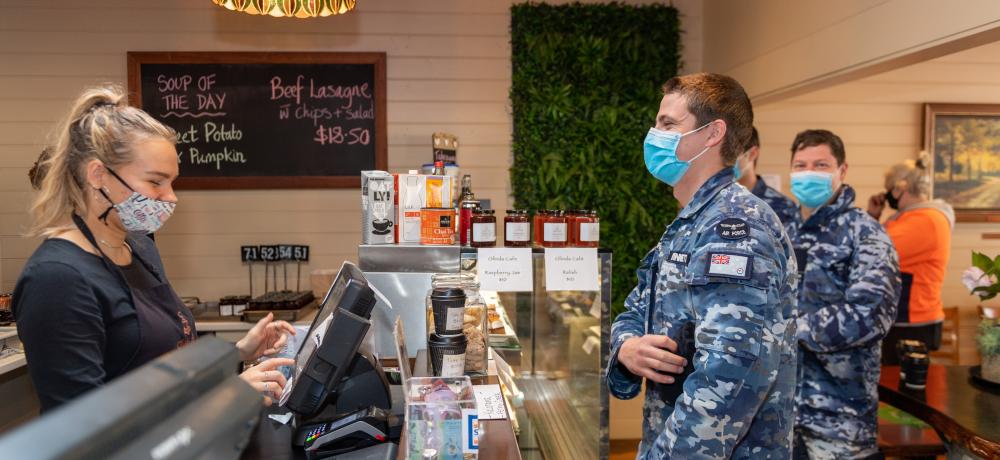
896;339;930;390
428;287;468;377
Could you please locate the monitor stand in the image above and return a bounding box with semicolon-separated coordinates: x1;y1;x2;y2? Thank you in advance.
293;345;403;457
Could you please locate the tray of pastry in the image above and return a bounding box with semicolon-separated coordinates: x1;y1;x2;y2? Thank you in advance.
481;291;518;348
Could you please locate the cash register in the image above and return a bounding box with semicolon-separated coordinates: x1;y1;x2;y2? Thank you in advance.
281;261;403;458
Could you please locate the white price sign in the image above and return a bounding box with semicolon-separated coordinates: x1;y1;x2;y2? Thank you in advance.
544;248;599;292
472;384;509;420
477;248;534;292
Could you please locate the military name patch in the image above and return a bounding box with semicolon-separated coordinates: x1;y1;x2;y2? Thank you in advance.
715;218;749;240
667;251;689;266
706;252;751;279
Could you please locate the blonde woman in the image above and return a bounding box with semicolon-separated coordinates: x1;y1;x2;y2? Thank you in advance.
13;86;295;412
867;152;955;364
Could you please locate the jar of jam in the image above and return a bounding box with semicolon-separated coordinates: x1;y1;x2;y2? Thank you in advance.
574;210;600;247
566;209;581;246
542;210;569;248
533;210;549;247
504;209;531;247
470;209;497;248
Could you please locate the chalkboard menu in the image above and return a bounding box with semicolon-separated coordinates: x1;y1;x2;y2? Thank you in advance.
127;52;386;189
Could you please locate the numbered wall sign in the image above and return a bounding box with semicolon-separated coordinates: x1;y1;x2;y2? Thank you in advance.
278;245;294;261
260;245;281;262
293;245;310;262
240;245;260;262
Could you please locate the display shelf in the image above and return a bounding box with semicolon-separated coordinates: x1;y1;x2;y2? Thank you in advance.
0;327;17;342
460;248;612;460
0;352;26;376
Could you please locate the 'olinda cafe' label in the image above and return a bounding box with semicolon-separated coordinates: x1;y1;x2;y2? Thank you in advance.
477;248;533;292
544;248;599;291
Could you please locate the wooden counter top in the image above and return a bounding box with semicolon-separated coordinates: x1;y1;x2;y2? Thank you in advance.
879;365;1000;458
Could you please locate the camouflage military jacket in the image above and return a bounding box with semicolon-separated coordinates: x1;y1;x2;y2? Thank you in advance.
607;168;799;459
749;174;801;237
791;185;900;445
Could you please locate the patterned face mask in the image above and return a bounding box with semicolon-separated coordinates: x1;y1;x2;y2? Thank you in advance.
98;167;176;234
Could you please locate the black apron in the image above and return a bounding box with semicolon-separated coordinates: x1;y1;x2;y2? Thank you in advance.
73;215;195;375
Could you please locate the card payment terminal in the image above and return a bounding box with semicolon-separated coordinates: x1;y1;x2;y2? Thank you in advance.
293;407;392;459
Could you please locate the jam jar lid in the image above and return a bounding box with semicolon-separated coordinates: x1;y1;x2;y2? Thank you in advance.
473;209;495;215
506;209;527;215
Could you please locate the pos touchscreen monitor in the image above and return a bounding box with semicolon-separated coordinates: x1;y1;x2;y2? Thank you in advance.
284;261;378;417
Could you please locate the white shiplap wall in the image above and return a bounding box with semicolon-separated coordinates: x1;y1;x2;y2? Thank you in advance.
0;0;702;301
0;0;513;300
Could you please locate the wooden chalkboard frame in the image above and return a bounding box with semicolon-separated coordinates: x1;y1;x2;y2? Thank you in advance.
126;51;387;189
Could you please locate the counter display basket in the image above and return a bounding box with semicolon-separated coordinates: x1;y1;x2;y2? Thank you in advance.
403;376;479;459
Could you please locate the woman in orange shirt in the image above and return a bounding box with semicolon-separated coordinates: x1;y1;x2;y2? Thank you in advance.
868;152;954;364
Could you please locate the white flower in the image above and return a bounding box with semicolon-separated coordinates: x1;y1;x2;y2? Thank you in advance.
962;266;996;298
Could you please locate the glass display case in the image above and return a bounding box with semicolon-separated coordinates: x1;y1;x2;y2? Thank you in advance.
358;245;611;459
460;248;611;460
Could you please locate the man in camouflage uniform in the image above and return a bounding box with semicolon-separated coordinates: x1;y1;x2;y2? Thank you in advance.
607;73;799;459
735;127;801;235
786;129;900;459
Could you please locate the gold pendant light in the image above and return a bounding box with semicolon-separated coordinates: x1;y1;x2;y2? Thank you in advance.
212;0;357;18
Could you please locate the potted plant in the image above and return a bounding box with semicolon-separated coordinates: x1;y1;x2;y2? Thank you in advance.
962;251;1000;383
980;320;1000;383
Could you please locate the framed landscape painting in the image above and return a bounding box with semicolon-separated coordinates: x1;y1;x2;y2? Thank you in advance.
924;103;1000;222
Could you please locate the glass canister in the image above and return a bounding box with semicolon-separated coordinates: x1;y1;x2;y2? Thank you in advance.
426;273;488;376
542;210;569;248
574;210;600;248
470;209;497;248
504;209;531;247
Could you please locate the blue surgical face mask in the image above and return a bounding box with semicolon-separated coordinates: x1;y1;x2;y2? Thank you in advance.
643;123;711;186
732;155;746;180
790;171;835;208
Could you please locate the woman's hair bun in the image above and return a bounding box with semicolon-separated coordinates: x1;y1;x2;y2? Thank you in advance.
915;151;931;170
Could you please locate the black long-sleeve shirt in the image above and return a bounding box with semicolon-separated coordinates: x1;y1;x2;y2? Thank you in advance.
13;233;168;412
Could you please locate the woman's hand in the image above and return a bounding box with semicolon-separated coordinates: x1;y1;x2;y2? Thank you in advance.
236;312;297;362
867;192;886;220
240;357;295;407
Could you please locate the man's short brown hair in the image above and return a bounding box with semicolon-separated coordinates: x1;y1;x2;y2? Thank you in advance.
790;129;846;165
662;73;753;166
745;126;760;151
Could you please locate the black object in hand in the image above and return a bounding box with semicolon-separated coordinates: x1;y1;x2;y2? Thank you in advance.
652;323;695;405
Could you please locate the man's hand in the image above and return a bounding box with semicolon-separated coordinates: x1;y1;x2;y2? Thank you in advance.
867;192;886;220
618;335;687;384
